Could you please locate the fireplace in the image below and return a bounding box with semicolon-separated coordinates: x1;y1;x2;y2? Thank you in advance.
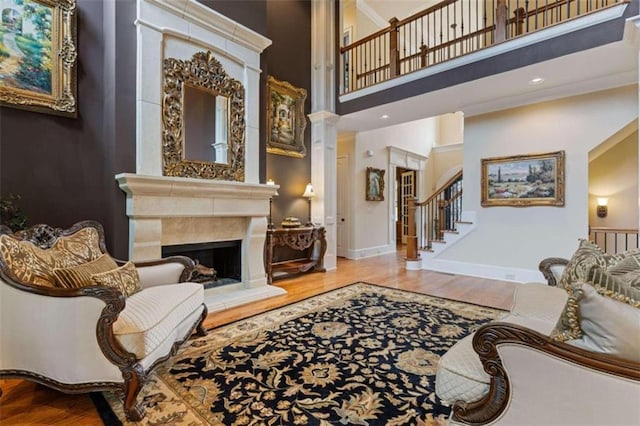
117;0;285;314
162;240;242;287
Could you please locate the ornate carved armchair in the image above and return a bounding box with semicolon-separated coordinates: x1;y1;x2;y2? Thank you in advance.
0;221;207;421
436;257;640;425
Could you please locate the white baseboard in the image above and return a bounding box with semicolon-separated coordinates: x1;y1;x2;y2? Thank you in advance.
346;243;396;260
424;258;545;283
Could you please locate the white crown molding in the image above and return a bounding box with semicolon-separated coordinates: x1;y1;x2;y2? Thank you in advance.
432;143;464;153
356;0;388;29
145;0;272;53
308;110;340;124
340;3;628;103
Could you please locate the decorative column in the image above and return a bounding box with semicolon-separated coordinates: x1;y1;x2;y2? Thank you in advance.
310;0;339;271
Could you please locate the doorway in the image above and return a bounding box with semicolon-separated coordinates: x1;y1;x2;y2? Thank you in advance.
396;167;416;245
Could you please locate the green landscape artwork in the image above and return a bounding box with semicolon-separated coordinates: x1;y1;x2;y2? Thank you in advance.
0;0;53;95
486;158;557;200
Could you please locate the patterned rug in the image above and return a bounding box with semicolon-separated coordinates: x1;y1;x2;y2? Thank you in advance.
99;283;505;425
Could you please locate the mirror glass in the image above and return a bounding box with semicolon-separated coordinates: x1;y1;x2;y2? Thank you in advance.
183;84;230;164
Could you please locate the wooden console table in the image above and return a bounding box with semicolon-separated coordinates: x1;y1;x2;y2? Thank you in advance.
264;226;326;284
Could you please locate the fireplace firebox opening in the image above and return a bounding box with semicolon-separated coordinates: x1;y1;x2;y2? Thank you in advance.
162;240;242;287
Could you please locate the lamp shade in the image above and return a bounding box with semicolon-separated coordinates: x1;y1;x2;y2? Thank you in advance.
302;183;315;198
597;198;608;207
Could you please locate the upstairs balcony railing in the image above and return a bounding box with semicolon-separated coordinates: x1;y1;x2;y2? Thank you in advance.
340;0;627;94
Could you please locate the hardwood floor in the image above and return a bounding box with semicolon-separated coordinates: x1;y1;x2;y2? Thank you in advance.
0;250;516;425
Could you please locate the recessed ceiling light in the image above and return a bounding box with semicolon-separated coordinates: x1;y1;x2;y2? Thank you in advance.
529;77;545;85
380;114;389;119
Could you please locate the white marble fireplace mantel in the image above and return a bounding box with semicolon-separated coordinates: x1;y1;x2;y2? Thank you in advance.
117;173;284;313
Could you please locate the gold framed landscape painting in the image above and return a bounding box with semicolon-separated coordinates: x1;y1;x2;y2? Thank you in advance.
481;150;565;207
0;0;77;117
266;75;307;158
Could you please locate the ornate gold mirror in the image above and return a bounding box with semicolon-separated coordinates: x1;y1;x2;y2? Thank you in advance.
162;51;245;181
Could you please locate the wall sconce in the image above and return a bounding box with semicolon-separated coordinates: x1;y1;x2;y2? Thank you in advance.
302;183;315;226
597;198;608;218
267;179;278;229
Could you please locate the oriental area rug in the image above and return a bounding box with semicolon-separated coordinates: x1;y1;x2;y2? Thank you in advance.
98;283;504;425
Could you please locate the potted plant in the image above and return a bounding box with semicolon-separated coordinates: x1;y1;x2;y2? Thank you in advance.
0;194;27;232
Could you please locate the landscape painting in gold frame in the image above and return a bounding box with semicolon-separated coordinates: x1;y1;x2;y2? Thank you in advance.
0;0;77;117
266;76;307;158
481;151;565;207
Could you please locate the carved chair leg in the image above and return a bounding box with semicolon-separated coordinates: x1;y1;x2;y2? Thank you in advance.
123;366;146;421
195;305;208;337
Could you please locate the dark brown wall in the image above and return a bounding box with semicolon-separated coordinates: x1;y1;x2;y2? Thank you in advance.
0;0;136;258
0;0;311;258
264;0;312;226
204;0;313;227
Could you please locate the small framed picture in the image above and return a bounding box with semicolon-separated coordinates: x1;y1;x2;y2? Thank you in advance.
366;167;385;201
266;76;307;158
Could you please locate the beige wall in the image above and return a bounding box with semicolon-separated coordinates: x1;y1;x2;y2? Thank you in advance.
436;112;464;146
438;85;638;273
344;118;435;257
589;130;639;229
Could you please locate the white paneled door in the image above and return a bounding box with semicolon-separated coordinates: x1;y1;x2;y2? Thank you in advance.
337;155;348;257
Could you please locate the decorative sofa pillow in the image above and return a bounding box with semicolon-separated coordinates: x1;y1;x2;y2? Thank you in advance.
551;266;640;362
0;235;57;287
0;228;104;287
557;239;624;290
53;253;118;289
91;261;142;297
606;252;640;282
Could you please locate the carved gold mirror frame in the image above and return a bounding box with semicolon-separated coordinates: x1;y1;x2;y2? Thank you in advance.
0;0;77;117
162;51;245;181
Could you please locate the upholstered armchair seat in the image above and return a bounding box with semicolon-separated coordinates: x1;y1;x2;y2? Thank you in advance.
0;221;208;421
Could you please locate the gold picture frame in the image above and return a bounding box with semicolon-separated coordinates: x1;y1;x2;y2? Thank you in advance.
0;0;77;117
481;151;565;207
266;76;307;158
366;167;385;201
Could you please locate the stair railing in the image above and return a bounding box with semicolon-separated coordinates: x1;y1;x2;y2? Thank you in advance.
589;227;639;255
407;171;463;261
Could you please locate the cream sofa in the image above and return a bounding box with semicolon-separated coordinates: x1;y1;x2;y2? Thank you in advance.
0;221;208;421
435;257;640;425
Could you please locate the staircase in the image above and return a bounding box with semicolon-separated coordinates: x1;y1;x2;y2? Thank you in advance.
406;171;477;270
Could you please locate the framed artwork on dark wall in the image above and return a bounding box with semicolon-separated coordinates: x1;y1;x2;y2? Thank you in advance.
481;150;565;207
0;0;78;117
266;75;307;158
366;167;385;201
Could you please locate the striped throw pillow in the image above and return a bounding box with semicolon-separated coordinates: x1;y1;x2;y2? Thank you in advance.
53;254;118;289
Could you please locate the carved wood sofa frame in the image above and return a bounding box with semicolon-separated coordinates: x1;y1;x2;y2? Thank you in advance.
0;220;208;420
449;257;640;425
